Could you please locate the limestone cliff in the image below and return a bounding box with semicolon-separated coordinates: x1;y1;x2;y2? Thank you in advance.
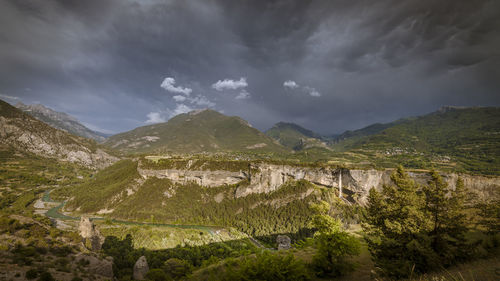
138;162;500;204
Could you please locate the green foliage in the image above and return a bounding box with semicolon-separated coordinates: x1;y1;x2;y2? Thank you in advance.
37;272;55;281
310;201;360;277
146;269;172;281
102;234;259;280
334;107;500;175
423;172;470;266
163;258;192;279
71;161;321;241
363;166;474;278
26;269;38;279
221;251;311;281
265;122;325;151
141;157;257;173
475;187;500;234
64;159;139;212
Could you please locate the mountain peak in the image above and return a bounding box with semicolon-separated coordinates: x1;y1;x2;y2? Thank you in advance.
15;102;106;141
105;109;285;154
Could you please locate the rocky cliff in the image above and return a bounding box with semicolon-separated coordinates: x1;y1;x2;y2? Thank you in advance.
0;99;118;169
138;162;500;204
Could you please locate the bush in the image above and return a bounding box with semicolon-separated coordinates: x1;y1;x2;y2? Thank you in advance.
310;201;360;277
26;269;38;279
38;272;55;281
221;251;310;281
163;258;192;279
145;269;171;281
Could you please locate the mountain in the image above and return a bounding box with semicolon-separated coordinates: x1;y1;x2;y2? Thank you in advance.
333;106;500;174
16;102;107;142
105;109;287;154
265;122;329;151
0;99;118;169
329;118;412;150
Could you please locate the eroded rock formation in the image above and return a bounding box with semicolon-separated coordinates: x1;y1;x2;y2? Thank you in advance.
133;256;149;280
78;217;105;251
276;235;291;250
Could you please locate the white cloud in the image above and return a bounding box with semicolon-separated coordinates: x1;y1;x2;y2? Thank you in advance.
172;95;187;102
189;95;216;107
160;77;192;95
212;77;248;91
170;104;193;117
283;80;299;89
284;82;322;97
308;89;321;97
235;90;251;100
145;112;167;124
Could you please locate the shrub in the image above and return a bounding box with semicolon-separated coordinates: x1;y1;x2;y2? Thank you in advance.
163;258;192;279
145;269;171;281
222;251;310;281
26;269;38;279
38;272;55;281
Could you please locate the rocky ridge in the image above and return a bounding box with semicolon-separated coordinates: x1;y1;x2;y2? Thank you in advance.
0;99;118;169
16;102;107;142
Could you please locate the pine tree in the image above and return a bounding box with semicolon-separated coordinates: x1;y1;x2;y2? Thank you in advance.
363;166;433;277
423;172;470;266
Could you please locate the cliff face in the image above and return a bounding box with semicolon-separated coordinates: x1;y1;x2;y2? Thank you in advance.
138;163;500;204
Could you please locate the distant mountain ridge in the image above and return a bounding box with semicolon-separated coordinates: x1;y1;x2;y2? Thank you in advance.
332;106;500;174
16;102;107;142
0;99;118;169
105;109;287;154
265;122;329;151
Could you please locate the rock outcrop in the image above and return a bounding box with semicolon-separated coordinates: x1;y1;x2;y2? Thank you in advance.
276;235;291;250
138;162;500;205
0;100;118;169
133;256;149;280
78;217;105;251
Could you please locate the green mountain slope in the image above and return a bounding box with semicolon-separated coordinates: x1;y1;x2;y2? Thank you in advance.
0;99;118;169
105;109;286;154
265;122;328;151
334;106;500;174
332;118;411;145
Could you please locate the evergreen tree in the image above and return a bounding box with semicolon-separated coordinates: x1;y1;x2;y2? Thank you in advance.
363;166;433;277
311;200;360;277
476;186;500;234
423;173;470;265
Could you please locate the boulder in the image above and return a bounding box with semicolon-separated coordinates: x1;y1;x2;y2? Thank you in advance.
276;235;291;250
133;256;149;280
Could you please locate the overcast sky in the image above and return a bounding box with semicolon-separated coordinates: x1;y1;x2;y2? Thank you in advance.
1;0;499;135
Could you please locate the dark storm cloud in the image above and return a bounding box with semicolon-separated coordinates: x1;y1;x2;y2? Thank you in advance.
0;0;499;134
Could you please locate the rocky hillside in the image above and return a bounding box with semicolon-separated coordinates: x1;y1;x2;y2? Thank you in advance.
16;102;107;142
0;99;118;169
63;157;500;215
265;122;329;151
105;109;287;154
